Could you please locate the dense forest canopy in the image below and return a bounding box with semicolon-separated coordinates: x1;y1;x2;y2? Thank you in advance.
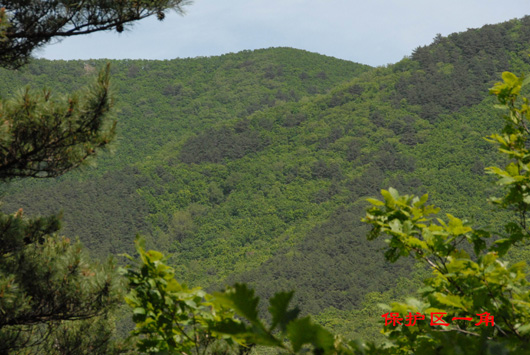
4;12;530;353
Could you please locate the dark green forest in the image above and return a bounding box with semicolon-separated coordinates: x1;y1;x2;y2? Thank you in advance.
5;16;530;350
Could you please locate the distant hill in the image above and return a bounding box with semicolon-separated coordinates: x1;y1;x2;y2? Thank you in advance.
0;47;370;255
4;17;530;340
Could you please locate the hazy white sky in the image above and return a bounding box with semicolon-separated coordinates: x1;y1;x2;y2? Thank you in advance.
38;0;530;67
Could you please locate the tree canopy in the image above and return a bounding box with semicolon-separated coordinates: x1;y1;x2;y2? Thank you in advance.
0;0;191;353
120;70;530;355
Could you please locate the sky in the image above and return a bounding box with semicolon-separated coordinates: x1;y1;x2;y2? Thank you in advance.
39;0;530;67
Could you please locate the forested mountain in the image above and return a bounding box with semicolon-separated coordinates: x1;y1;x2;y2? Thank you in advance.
0;48;370;255
4;17;530;341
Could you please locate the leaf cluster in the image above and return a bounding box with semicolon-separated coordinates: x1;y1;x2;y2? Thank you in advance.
361;71;530;353
123;239;370;354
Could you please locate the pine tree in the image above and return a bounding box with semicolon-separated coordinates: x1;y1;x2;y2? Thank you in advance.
0;1;189;68
0;68;126;354
0;1;189;353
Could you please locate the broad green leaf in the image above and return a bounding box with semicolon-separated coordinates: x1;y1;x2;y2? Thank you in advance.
415;193;429;207
388;187;400;200
389;219;402;233
492;238;512;257
268;291;300;332
286;317;334;353
506;162;519;176
433;293;467;311
381;189;395;205
498;176;516;185
166;279;181;292
210;318;248;336
502;71;519;85
366;198;384;206
446;214;472;235
146;250;163;262
216;283;260;323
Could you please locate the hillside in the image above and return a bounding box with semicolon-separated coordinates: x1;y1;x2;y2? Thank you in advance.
4;17;530;340
0;48;370;254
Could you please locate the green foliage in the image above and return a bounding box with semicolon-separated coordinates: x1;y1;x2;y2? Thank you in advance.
123;239;363;354
395;18;530;120
121;238;236;354
0;1;192;352
0;68;128;351
179;125;269;164
0;65;115;179
122;69;530;354
1;49;376;297
0;68;127;353
0;210;125;353
7;17;530;348
360;71;530;353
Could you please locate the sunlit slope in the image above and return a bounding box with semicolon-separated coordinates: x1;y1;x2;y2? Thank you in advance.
0;47;370;255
